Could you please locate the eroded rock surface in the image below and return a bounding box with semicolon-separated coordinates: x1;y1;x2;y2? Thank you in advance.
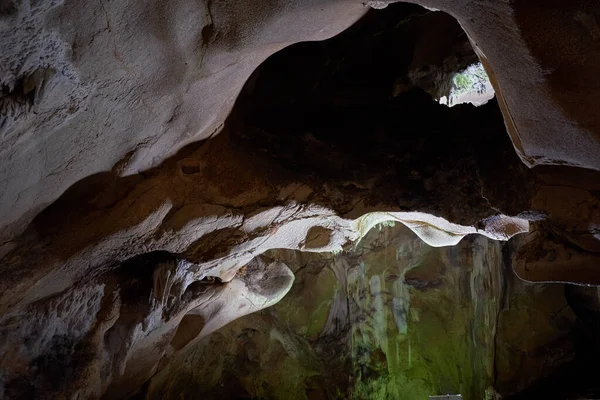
2;0;600;246
144;224;578;400
1;1;600;399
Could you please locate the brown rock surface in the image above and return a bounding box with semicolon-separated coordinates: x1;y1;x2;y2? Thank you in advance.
143;225;577;400
1;1;600;399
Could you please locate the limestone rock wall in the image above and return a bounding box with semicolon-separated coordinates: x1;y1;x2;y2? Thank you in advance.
1;1;600;399
145;224;576;400
2;0;600;248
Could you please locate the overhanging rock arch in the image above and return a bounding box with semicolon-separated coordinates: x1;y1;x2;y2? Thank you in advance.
0;1;599;399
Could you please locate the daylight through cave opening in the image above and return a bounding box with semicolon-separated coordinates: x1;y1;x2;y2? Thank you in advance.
3;1;600;400
226;2;527;231
144;5;547;398
152;4;540;399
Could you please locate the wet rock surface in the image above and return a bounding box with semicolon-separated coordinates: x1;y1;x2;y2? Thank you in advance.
145;224;579;400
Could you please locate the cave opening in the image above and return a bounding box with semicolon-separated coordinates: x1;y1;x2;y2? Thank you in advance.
146;4;573;400
3;1;600;400
224;2;530;227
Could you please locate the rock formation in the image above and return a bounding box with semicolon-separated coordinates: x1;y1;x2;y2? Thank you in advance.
1;0;599;399
144;225;577;399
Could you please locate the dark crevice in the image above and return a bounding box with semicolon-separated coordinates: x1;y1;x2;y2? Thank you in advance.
504;284;600;399
170;314;206;351
227;2;532;226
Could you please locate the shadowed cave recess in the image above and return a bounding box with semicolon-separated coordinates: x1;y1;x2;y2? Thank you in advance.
145;4;599;400
1;2;600;400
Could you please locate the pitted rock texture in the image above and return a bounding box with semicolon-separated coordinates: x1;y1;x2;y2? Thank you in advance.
1;0;600;249
1;252;294;399
0;0;368;249
1;2;600;399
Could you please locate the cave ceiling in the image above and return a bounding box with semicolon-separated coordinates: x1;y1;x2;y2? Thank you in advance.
1;0;599;399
